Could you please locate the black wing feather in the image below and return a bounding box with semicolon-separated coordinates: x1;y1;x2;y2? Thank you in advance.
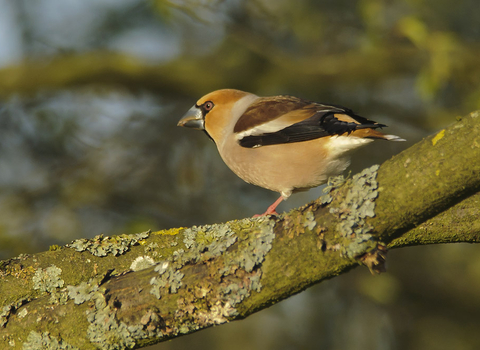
238;107;385;148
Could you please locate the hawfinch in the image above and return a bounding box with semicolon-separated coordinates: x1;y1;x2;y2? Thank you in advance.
178;89;405;216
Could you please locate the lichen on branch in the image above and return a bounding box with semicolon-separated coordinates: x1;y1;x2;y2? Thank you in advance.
0;111;479;350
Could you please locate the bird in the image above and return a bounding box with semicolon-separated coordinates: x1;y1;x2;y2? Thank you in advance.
178;89;405;216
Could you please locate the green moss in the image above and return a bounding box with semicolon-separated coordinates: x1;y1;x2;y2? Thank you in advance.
153;228;182;236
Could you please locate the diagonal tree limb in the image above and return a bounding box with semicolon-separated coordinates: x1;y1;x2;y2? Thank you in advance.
389;191;480;248
0;111;479;349
373;111;480;239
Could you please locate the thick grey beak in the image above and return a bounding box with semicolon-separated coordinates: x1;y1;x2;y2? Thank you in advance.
177;106;204;130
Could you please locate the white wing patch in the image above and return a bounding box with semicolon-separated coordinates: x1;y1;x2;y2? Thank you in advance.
324;135;374;158
235;118;291;141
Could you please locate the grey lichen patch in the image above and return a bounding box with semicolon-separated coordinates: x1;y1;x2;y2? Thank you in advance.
87;289;163;350
33;266;64;293
235;218;275;274
218;268;264;306
130;255;156;272
67;282;99;304
87;313;134;349
190;300;236;327
169;218;275;335
143;242;162;258
303;211;317;230
22;331;78;350
86;292;135;349
320;174;346;205
17;307;28;319
172;249;185;261
86;291;161;349
329;165;380;258
175;297;237;335
67;230;150;257
0;305;11;327
182;223;238;259
182;227;196;249
136;309;164;335
147;218;276;337
343;234;375;257
0;298;28;328
150;262;185;299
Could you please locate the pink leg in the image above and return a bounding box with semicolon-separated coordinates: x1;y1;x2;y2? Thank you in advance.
253;195;284;217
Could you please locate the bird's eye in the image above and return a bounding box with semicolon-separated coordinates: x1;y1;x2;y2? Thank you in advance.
204;101;214;111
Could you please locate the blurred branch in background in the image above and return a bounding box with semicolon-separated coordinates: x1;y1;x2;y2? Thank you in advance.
0;1;479;109
0;31;477;107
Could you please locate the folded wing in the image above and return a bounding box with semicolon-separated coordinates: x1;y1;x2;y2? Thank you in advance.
234;95;389;148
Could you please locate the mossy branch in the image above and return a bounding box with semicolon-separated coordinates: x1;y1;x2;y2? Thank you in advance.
1;111;479;350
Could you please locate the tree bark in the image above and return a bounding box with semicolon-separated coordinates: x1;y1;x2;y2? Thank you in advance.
1;111;479;350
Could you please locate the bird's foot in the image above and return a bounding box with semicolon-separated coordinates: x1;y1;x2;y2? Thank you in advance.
253;209;279;218
253;196;284;217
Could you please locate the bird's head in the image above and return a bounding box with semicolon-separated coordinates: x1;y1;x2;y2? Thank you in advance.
178;89;258;143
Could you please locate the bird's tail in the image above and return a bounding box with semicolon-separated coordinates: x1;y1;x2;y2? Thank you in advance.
381;134;406;142
350;128;406;141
